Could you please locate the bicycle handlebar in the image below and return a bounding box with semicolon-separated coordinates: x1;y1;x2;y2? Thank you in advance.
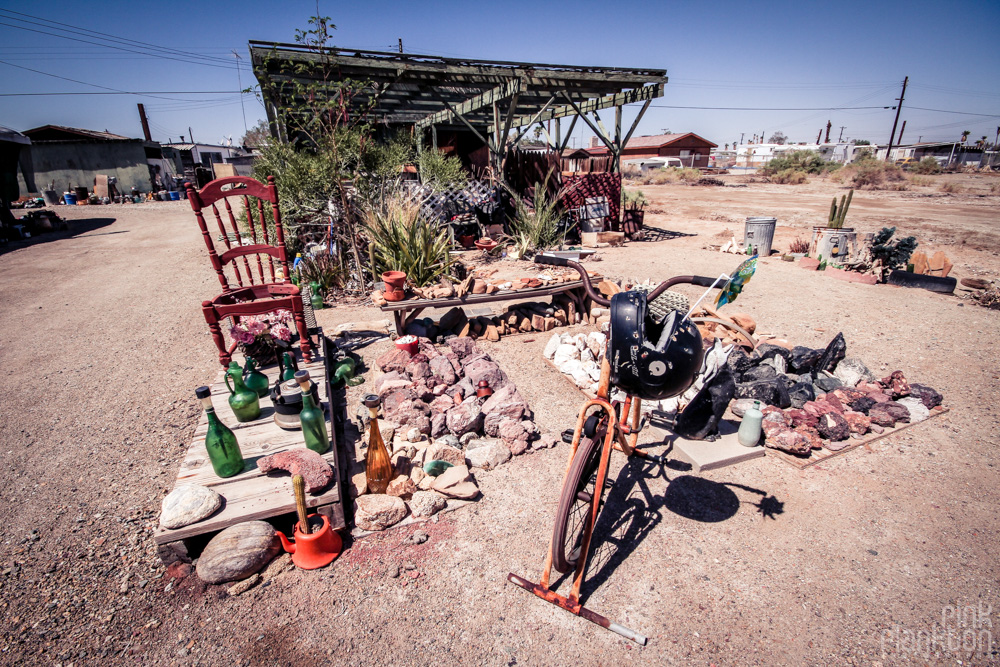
534;254;718;307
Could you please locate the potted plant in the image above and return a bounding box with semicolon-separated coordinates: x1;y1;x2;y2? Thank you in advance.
812;189;857;262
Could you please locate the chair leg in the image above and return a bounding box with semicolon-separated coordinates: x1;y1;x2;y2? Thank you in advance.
202;301;231;367
290;296;314;362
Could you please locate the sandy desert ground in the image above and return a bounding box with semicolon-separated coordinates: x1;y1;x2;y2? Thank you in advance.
0;172;998;666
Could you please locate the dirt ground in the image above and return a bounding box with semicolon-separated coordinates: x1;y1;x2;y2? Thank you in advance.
1;175;998;666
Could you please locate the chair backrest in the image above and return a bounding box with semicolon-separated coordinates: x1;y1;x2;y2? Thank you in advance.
186;175;289;292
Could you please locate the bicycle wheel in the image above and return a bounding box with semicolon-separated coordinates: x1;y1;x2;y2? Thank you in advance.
550;428;607;574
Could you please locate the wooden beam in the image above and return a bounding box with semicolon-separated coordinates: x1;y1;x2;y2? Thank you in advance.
414;78;521;130
503;83;663;130
621;98;652;149
431;91;491;148
561;92;616;153
509;95;556;143
499;88;522;153
559;114;578;152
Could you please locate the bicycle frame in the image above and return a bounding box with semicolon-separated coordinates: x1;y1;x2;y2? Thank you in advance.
508;354;656;645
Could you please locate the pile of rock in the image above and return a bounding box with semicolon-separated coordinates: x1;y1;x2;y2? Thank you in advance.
542;330;608;395
352;336;559;532
728;333;943;455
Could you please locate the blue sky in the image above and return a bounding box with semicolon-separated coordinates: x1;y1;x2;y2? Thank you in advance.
1;0;998;148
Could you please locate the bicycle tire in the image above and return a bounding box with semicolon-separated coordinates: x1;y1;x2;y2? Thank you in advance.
550;430;606;574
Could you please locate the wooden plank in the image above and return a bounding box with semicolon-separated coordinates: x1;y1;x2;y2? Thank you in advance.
415;78;522;130
506;84;664;131
765;407;950;469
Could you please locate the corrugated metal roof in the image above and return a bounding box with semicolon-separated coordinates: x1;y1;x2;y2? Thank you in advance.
587;132;718;154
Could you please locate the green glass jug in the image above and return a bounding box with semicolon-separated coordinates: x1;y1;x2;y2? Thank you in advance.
243;356;270;398
280;351;299;382
225;361;261;422
196;386;244;478
294;370;329;454
309;281;324;310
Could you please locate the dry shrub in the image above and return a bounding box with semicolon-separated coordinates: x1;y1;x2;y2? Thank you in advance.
839;158;907;190
940;182;963;194
788;237;810;253
770;168;808;184
908;175;934;187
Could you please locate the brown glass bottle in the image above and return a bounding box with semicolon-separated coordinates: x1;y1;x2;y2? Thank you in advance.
363;394;392;494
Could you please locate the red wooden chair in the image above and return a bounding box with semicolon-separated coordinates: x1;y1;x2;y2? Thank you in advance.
186;175;314;367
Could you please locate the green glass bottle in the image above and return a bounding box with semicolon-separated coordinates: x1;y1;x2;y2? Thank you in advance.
196;386;244;478
225;361;261;422
309;281;324;310
243;356;270;398
281;352;299;382
294;370;329;454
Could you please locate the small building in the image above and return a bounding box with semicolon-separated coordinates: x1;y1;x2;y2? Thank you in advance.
17;125;161;195
879;141;997;168
587;133;717;168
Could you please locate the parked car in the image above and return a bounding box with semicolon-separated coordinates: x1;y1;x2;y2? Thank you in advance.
894;157;918;168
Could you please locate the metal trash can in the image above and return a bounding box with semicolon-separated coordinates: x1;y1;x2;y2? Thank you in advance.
744;217;776;257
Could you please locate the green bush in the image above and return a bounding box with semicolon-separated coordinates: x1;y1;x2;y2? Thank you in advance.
418;150;469;191
506;180;568;253
771;168;809;184
870;226;917;279
762;150;840;176
363;193;451;287
297;252;343;295
912;157;942;175
844;157;907;190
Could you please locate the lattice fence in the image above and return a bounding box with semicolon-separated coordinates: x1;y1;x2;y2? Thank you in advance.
404;180;496;224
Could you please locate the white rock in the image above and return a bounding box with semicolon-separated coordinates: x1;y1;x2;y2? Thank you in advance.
160;485;222;530
542;333;562;360
560;333;575;344
408;490;447;518
465;441;512;470
559;359;583;375
354;494;408;531
585;362;602;382
580;347;595;364
571;367;592;388
897;396;930;422
553;343;580;366
406;427;423;443
574;335;587;351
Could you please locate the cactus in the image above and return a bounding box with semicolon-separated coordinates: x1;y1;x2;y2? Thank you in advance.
828;189;853;229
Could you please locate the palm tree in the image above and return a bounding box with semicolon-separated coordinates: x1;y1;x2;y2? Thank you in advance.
961;130;971;144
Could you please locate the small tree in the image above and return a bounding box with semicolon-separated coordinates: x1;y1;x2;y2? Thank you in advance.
961;130;971;144
240;120;271;149
854;139;871;145
768;131;787;145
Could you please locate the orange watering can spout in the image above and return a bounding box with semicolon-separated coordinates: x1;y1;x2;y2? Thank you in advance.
278;531;296;554
281;514;342;570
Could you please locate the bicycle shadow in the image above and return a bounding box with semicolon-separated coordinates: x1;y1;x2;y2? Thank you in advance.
552;452;783;604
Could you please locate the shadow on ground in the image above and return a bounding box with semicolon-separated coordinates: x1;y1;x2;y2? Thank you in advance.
1;217;118;255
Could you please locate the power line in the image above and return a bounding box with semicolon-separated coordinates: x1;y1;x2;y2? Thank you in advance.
648;104;892;111
906;106;1000;117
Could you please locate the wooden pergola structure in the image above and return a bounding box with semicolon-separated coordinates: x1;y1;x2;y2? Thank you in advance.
248;42;668;174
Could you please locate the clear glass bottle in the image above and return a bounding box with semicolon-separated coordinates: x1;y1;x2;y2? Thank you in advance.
196;386;244;478
363;394;392;494
294;370;329;454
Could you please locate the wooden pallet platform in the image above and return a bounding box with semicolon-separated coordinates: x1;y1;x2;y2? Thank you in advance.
765;406;949;469
154;344;346;564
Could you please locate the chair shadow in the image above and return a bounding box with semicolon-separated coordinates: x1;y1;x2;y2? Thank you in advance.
639;225;697;243
0;217;118;255
549;455;783;605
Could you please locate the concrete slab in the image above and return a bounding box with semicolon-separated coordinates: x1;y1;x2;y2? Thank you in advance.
666;419;764;472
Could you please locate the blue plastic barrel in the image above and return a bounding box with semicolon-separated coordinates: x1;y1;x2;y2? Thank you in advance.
63;193;78;205
168;191;180;201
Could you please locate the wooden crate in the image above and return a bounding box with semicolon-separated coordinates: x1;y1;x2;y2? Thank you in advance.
154;342;346;564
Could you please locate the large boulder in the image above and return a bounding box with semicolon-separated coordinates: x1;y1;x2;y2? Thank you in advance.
354;494;408;531
376;348;412;373
429;355;458;385
257;450;333;493
196;521;280;584
447;337;478;359
159;485;222;530
464;358;507;391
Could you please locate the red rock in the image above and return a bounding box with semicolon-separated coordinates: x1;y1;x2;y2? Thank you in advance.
447;337;478;359
785;408;819;429
799;258;820;270
761;405;787;422
429;355;457;385
445;399;484;436
729;313;757;334
166;562;193;580
258;450;333;493
793;425;824;450
842;410;871;435
856;381;882;394
481;384;528;420
428;394;454;415
383;388;417;415
803;399;842;417
376;348;412;373
831;387;865;404
762;419;787;438
868;407;896;427
873;401;911;424
867;392;891;403
879;370;911;399
765;427;812;455
820;394;847;414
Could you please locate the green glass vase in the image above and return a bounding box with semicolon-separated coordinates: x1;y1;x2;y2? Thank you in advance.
196;386;244;478
243;357;270;398
294;370;329;454
280;352;299;382
225;361;261;422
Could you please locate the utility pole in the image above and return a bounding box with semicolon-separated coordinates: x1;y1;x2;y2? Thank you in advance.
839;126;846;142
896;120;907;146
816;129;822;144
137;103;151;142
885;75;908;161
398;38;403;53
232;50;248;137
825;120;832;143
740;132;744;145
189;127;195;144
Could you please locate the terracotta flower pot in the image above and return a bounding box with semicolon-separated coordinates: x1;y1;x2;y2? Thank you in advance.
383;288;405;302
382;271;407;291
474;238;497;251
458;234;475;249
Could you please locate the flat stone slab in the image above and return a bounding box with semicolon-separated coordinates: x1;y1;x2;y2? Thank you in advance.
666;419;765;472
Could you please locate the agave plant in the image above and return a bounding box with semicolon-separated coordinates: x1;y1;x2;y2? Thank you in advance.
503;177;574;254
362;191;451;288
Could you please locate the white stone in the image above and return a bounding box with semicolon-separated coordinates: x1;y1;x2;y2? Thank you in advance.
465;440;512;470
559;358;583;375
580;347;595;364
408;490;447;518
354;494;408;531
159;485;222;530
552;343;580;366
196;521;280;584
585;362;602;382
542;333;562;360
897;396;930;422
406;427;423;443
571;367;592;388
574;335;587;351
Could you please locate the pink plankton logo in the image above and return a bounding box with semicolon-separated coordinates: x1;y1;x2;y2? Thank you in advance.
881;603;994;660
